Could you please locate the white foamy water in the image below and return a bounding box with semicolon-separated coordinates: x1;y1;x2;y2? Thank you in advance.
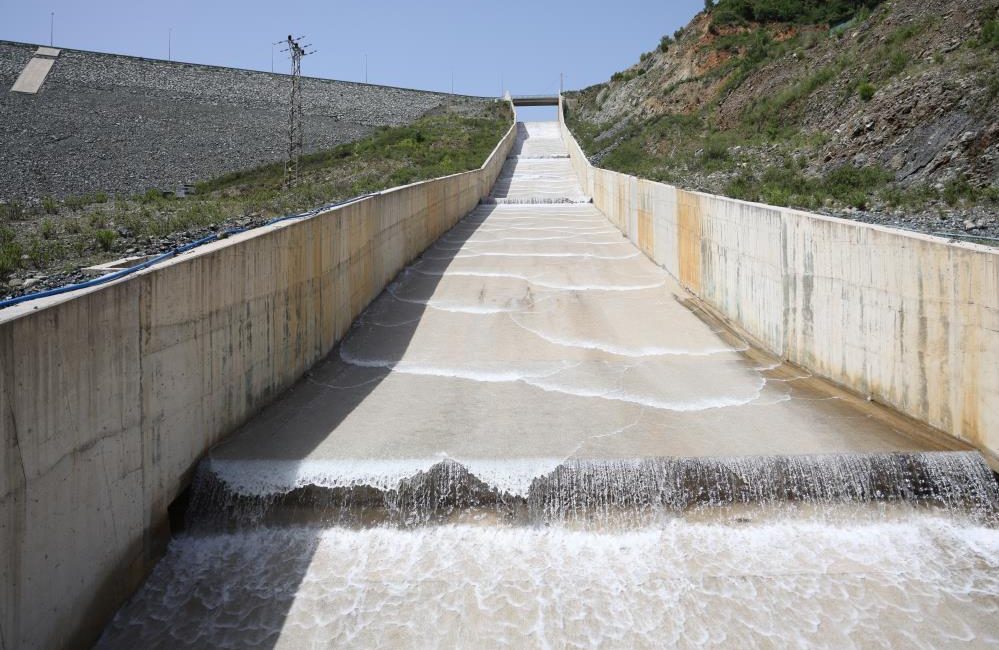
509;314;743;358
338;345;766;415
97;517;999;649
386;284;524;314
206;456;566;498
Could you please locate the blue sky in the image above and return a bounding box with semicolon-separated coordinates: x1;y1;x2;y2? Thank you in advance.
1;0;702;106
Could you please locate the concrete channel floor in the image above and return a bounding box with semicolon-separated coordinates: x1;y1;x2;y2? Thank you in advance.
210;122;956;494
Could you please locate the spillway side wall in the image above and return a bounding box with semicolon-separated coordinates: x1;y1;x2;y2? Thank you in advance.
0;113;516;650
559;97;998;468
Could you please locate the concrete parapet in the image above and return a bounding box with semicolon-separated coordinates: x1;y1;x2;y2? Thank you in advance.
558;97;998;469
0;112;515;649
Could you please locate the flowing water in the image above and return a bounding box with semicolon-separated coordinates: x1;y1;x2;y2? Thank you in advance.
97;453;999;649
95;123;999;648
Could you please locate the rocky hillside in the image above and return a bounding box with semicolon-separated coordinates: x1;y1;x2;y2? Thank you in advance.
565;0;999;241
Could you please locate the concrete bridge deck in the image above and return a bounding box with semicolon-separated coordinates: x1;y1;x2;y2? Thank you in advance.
210;121;953;494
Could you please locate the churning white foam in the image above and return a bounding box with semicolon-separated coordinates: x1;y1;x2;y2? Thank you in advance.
97;517;999;649
205;456;566;498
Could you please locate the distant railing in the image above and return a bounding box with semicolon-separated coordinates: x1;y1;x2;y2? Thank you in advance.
510;94;559;106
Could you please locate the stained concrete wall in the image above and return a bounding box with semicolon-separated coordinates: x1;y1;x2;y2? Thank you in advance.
559;98;999;468
0;112;516;650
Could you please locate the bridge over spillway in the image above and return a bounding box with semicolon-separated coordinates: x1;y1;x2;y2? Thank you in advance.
510;94;559;106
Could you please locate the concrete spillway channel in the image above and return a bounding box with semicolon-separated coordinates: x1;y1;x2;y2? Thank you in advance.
96;123;999;647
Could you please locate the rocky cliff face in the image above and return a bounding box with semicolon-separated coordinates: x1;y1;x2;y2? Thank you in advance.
566;0;998;240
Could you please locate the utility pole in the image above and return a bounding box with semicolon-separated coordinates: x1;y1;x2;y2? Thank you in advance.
364;54;368;83
168;27;172;61
271;39;283;74
560;72;564;95
49;12;54;46
280;35;315;188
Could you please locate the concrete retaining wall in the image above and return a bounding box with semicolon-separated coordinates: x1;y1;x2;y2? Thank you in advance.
0;113;516;650
559;98;999;468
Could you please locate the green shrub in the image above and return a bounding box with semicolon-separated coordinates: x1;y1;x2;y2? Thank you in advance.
611;69;641;83
858;82;875;101
88;211;108;229
886;48;910;76
140;188;164;204
40;219;56;239
95;229;116;252
27;238;48;266
942;176;975;206
980;18;999;49
710;0;884;27
0;201;25;221
725;170;761;201
0;241;22;277
660;35;673;52
698;136;733;171
42;196;58;214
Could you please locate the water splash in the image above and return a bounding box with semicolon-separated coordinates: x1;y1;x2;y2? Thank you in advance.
96;517;999;649
190;452;999;530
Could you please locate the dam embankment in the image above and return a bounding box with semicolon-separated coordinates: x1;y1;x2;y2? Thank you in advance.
0;41;487;200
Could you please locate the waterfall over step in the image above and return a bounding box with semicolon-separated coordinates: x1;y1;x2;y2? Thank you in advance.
186;452;999;530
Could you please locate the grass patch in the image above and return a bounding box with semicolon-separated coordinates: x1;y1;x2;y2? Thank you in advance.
725;163;892;209
743;63;837;130
94;229;116;252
